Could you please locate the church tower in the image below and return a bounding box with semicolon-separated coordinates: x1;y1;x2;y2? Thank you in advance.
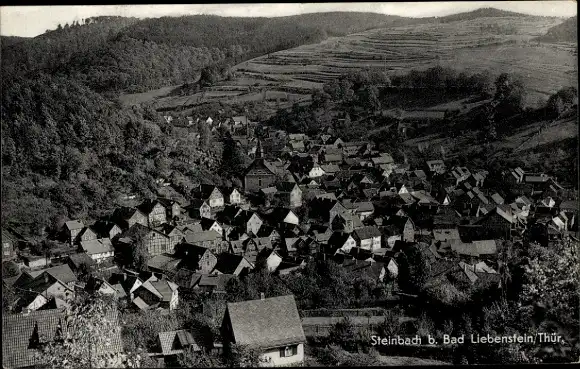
255;139;264;159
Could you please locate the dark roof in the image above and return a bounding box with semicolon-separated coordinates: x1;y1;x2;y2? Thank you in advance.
137;199;164;215
276;181;300;193
225;295;305;348
34;264;78;284
353;226;382;240
172;269;202;289
245;158;277;177
91;220;120;238
214;253;250;274
2;307;123;368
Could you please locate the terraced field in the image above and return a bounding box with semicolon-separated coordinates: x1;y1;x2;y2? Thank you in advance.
123;15;576;112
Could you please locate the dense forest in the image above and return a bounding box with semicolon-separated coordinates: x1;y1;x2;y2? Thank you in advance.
0;73;228;238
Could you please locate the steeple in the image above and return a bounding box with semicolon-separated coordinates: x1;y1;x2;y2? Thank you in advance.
256;139;264;159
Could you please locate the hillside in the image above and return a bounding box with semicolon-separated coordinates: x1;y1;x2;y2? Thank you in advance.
536;16;577;42
132;11;574;112
436;7;529;23
0;12;423;94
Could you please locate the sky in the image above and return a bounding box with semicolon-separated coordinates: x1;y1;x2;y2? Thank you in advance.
1;1;577;37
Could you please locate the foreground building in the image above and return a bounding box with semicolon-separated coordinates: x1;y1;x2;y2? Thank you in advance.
221;294;306;367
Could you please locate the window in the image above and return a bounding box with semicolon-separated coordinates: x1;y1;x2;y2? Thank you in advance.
258;179;262;187
280;345;297;357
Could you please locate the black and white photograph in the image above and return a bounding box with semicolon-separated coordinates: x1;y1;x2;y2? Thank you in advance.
1;1;578;367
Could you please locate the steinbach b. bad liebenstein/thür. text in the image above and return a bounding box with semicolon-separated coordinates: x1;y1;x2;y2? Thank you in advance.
371;333;565;346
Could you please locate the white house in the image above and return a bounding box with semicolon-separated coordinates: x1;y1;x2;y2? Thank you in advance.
353;226;382;251
80;238;114;264
307;164;326;179
221;295;305;367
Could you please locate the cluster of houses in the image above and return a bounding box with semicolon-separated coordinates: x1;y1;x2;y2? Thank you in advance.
2;122;578;368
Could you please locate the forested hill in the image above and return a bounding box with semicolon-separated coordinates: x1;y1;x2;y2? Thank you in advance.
0;12;414;94
536;16;577;42
0;36;29;49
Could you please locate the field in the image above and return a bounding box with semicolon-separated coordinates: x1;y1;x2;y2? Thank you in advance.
120;15;576;113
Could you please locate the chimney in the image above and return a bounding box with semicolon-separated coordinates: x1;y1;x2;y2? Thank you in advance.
260;292;265;300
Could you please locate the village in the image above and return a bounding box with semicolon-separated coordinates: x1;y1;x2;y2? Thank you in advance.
2;108;578;367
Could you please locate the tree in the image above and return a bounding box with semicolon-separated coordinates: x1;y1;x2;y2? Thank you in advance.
221;134;246;178
223;343;265;367
547;86;578;117
36;296;142;368
517;240;580;362
396;244;429;294
177;347;223;367
2;261;20;278
198;121;212;151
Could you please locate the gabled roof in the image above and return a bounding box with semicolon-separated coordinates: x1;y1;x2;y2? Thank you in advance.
64;220;84;231
158;330;201;356
245;158;277;176
184;230;221;244
2;308;123;369
197;273;235;291
225;295;305;349
353;226;382;240
137;199;165;215
148;254;182;272
80;238;113;256
276;181;301;193
214;253;252;274
28;264;78;285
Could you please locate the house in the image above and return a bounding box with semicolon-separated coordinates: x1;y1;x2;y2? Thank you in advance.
352;201;374;220
147;253;184;277
157;330;204;358
276;182;303;208
62;220;85;244
85;276;120;298
26;264;78;288
174;243;218;274
2;231;17;260
194;273;236;295
213;253;254;276
186;199;212;219
67;252;96;274
183;230;223;253
193;185;225;210
264;207;300;226
112;207;148;231
123;224;171;256
77;226;98;243
21;254;50;269
223;187;245;205
154;223;185;252
352;226;382;251
2;308;123;369
92;220;122;240
256;248;283;272
221;295;306;367
383;216;415;243
138;199;168;227
327;232;357;254
244;141;278;193
234;210;263;236
331;212;363;234
80;238;114;264
12;273;74;313
157;197;182;220
200;218;224;236
473;205;525;240
133;279;179;311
